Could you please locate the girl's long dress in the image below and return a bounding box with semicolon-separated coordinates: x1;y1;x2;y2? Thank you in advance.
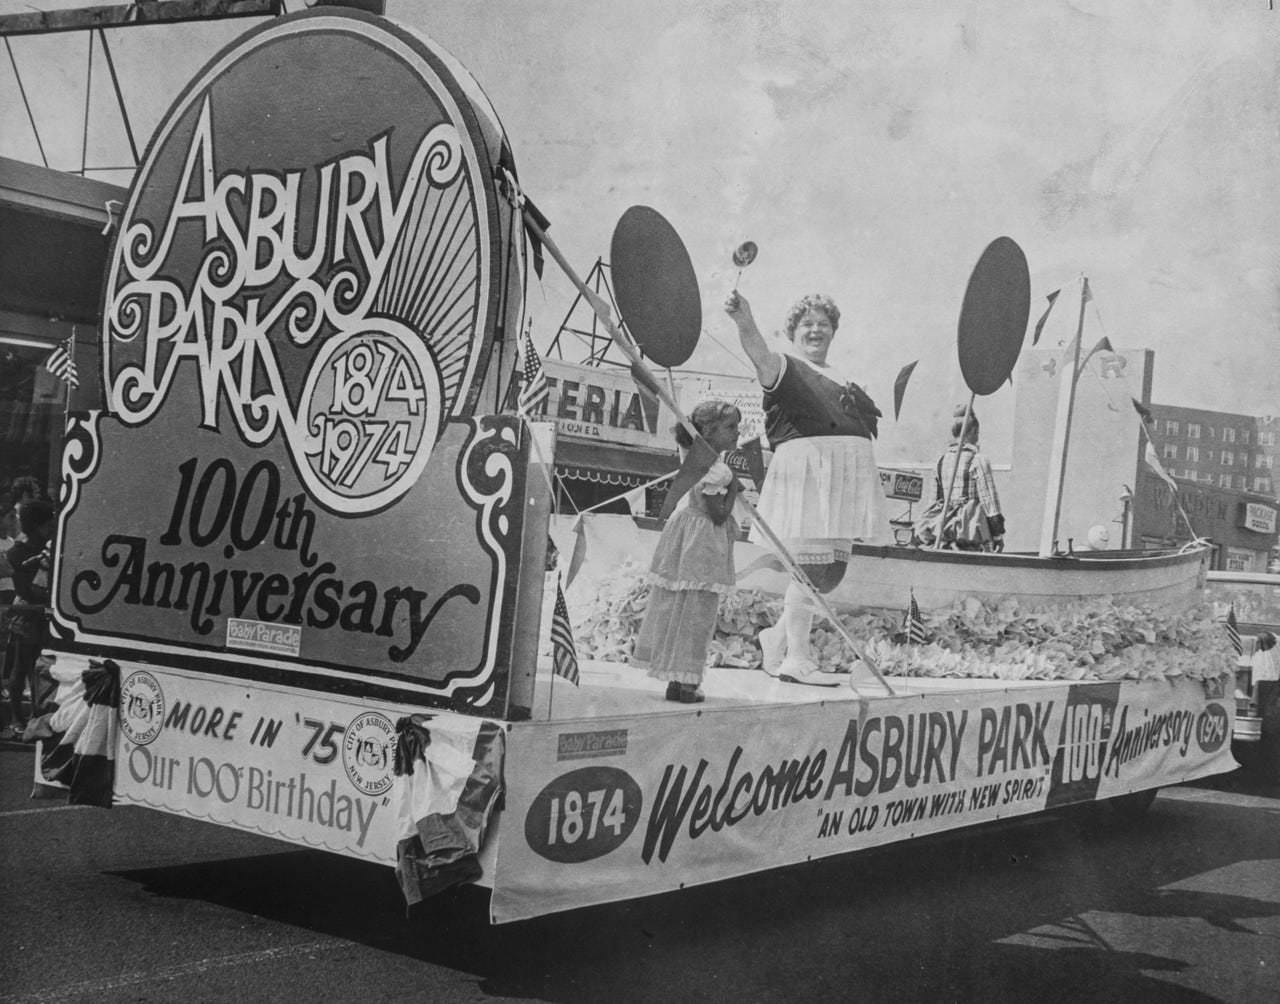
631;464;736;685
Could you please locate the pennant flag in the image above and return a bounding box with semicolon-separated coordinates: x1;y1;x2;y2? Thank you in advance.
522;193;551;279
37;657;120;806
392;714;505;905
1144;440;1178;493
1225;604;1242;657
552;574;580;685
550;515;588;589
892;360;918;420
622;484;648;518
45;337;79;389
1031;288;1060;346
904;590;928;645
658;435;719;520
1131;398;1153;425
629;359;663;413
517;325;549;417
1089;336;1113;356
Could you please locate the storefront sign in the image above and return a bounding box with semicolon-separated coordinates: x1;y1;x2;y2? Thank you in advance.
53;11;533;715
1240;502;1277;534
494;676;1233;922
540;359;676;451
879;468;924;502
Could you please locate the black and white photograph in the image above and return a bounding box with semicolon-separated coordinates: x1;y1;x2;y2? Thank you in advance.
1;1;1277;1001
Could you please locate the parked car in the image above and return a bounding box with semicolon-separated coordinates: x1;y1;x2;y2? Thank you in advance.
1205;570;1280;778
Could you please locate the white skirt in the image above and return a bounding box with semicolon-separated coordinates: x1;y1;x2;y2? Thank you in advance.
751;436;891;561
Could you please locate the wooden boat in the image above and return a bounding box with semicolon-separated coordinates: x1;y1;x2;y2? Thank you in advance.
555;512;1211;612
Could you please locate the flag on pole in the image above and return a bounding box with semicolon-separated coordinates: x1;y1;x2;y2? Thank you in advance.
517;326;549;417
1143;440;1178;493
1225;604;1242;656
45;337;79;389
904;590;927;645
1031;289;1060;345
551;574;580;685
892;360;918;420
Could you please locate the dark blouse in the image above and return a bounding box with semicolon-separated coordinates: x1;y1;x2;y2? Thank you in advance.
763;355;881;448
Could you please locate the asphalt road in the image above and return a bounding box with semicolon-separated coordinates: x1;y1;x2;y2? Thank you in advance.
1;743;1276;1004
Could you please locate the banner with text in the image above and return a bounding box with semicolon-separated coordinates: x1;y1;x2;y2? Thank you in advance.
111;659;502;864
492;676;1234;922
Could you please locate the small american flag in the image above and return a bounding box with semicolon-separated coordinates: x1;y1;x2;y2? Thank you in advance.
1225;604;1242;656
517;324;549;418
551;574;579;685
45;337;79;389
904;590;927;645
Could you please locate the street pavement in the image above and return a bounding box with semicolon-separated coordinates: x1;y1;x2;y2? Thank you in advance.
0;740;1276;1004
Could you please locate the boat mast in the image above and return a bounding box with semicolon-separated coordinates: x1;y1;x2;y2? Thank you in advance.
1038;276;1090;557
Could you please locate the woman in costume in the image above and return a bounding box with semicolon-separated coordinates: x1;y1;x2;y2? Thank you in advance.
724;290;890;683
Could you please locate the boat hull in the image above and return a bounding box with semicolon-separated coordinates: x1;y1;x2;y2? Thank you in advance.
555;513;1210;611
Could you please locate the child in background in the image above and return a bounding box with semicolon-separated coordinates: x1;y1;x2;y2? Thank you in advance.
631;401;742;703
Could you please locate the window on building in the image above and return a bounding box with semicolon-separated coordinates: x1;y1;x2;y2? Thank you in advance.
1260;431;1276;446
1222;450;1235;467
1236;475;1247;491
1186;446;1199;463
1163;444;1178;460
1254;477;1272;494
1223;427;1236;444
1220;474;1232;488
1241;430;1251;445
1187;423;1201;439
1258;455;1274;469
1165;420;1180;436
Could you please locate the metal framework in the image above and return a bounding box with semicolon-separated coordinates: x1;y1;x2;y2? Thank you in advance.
545;258;633;368
0;1;283;36
0;1;284;177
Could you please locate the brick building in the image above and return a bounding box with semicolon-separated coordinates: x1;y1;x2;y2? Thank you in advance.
1133;404;1280;571
1146;404;1277;497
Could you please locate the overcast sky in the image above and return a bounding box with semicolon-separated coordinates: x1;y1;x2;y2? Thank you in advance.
2;0;1276;463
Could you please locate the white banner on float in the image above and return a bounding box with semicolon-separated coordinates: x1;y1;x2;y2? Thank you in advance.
492;676;1234;922
112;662;493;864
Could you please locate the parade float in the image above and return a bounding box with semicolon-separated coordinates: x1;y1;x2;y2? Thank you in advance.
31;5;1236;924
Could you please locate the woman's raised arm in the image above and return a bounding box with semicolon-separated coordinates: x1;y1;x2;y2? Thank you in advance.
724;291;782;387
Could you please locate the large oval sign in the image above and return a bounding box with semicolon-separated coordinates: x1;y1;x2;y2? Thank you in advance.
610;205;702;368
59;9;529;715
956;236;1031;396
102;9;511;514
524;766;644;863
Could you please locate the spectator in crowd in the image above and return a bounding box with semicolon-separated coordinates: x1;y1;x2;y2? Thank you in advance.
2;499;55;740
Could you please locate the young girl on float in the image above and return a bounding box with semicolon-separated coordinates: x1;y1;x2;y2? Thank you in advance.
631;401;742;703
